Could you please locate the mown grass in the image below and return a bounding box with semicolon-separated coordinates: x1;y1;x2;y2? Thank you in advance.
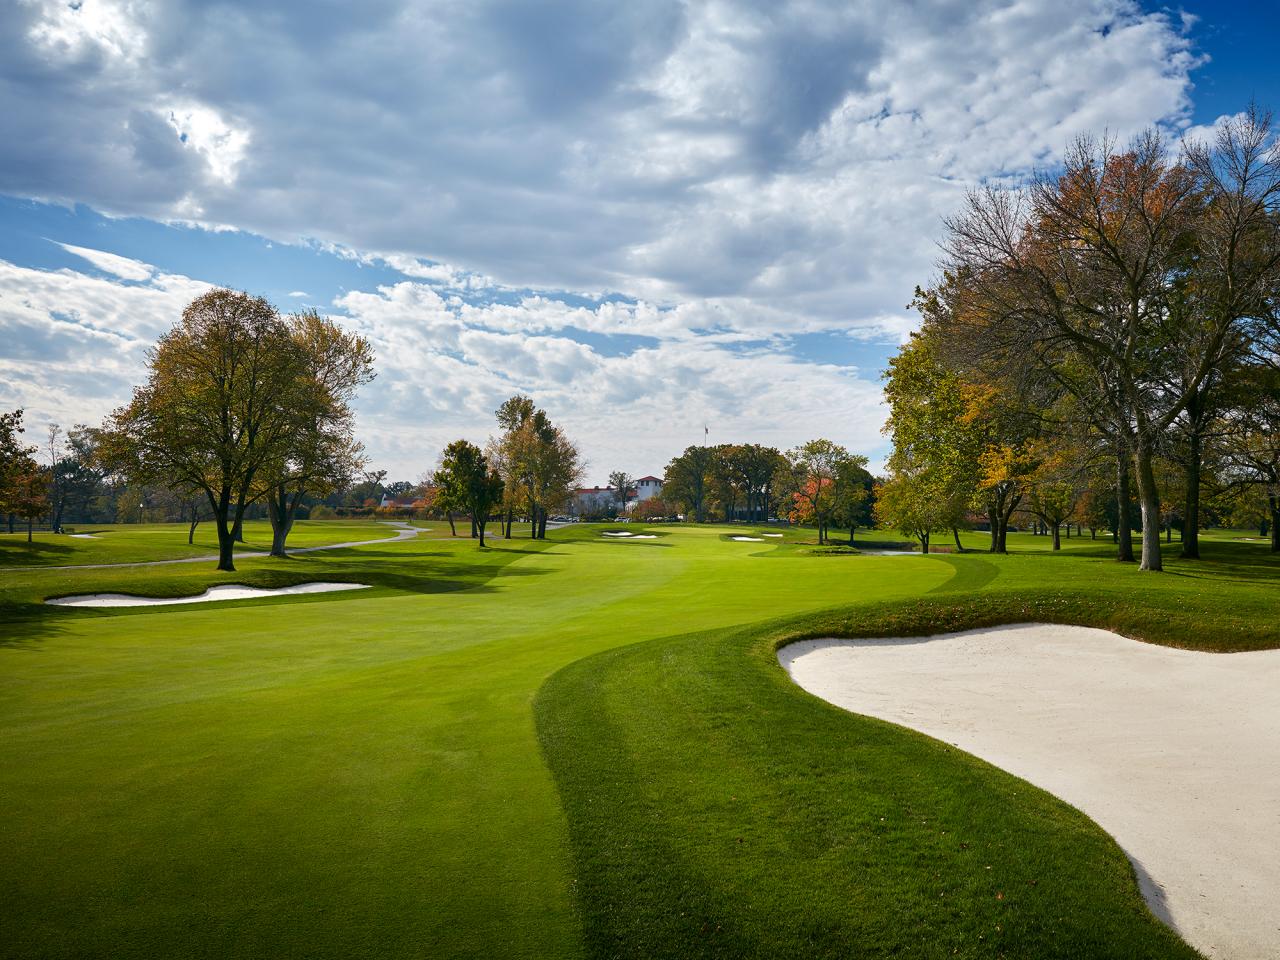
0;522;1276;958
0;518;404;567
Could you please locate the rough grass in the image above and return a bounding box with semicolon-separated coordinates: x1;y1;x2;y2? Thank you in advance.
0;522;1276;958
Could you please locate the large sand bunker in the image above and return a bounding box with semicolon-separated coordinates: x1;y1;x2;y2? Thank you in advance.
48;582;371;608
779;624;1280;960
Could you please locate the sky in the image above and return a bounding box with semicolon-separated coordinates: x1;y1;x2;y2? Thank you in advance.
0;0;1276;482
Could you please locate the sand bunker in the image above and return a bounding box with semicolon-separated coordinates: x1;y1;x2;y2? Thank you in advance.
730;536;765;542
601;531;658;540
762;533;783;538
47;582;371;608
69;534;100;539
779;624;1280;960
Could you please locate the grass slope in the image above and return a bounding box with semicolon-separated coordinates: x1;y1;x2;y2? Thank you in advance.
0;522;1276;958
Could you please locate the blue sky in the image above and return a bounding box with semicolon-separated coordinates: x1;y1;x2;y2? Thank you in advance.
0;0;1273;479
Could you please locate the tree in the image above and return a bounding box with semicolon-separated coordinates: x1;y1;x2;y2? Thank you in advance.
663;445;713;521
608;471;634;516
49;425;107;530
882;333;992;549
938;118;1280;570
1;412;47;543
1025;442;1084;551
101;289;305;571
1;409;35;534
493;396;582;539
435;440;504;547
786;439;849;544
724;444;784;522
10;456;48;542
1221;366;1280;552
707;446;743;521
258;310;375;557
832;455;874;544
873;462;948;553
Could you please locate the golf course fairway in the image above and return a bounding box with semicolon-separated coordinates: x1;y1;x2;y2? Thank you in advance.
2;520;1277;958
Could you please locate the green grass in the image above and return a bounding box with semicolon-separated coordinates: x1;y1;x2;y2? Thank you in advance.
0;519;405;567
0;522;1276;958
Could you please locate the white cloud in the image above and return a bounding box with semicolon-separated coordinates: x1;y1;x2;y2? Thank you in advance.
159;101;250;186
56;241;153;281
0;252;892;479
0;0;1201;335
0;0;1213;476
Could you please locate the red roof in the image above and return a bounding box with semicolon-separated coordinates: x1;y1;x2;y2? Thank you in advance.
637;475;662;482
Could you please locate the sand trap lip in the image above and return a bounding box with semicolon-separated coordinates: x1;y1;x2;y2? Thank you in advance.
730;536;765;542
47;582;371;608
779;624;1280;960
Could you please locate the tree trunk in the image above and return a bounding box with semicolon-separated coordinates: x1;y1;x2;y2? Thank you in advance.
1090;527;1096;540
1270;495;1279;554
1182;433;1201;560
446;511;456;537
266;486;294;558
1133;443;1163;572
1115;453;1135;563
987;505;999;553
849;525;856;545
7;513;14;534
477;520;486;547
27;516;33;542
470;516;477;538
215;517;236;571
919;532;929;554
188;517;199;545
1051;524;1061;551
231;515;245;543
952;527;963;552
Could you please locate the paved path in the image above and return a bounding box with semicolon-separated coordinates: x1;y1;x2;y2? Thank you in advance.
781;624;1280;960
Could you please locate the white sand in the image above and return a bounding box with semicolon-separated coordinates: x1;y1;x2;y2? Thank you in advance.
731;536;765;542
602;531;634;537
47;582;371;608
763;533;783;538
601;532;657;540
69;533;100;539
779;624;1280;960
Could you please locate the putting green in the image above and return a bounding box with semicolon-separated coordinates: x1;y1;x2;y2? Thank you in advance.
1;523;1276;958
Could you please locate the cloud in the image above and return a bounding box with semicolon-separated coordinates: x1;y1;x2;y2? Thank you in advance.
56;241;154;281
0;253;890;478
0;1;1210;477
0;0;1201;337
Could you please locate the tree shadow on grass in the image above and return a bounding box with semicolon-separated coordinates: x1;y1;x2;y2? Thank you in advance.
0;610;73;648
0;539;76;567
